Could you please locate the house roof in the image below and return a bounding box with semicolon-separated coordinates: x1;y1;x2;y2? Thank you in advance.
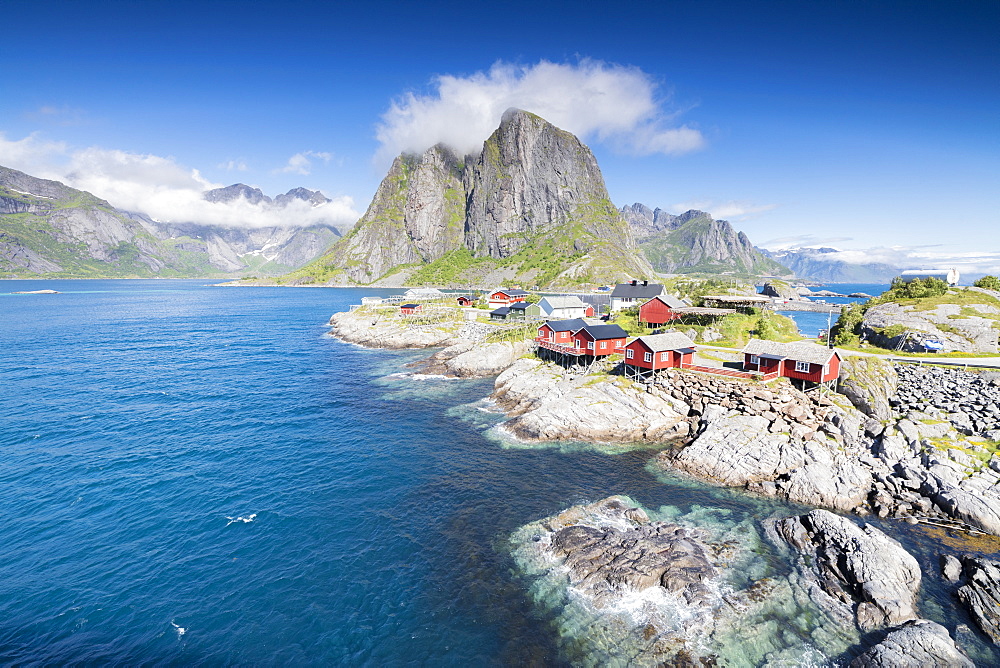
642;294;686;309
400;303;419;309
742;339;838;365
632;332;697;352
541;318;587;332
491;307;511;316
610;282;664;299
540;295;587;310
575;324;629;339
493;288;529;297
456;294;475;300
509;301;530;311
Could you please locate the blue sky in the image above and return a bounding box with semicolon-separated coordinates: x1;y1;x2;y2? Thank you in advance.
2;0;998;271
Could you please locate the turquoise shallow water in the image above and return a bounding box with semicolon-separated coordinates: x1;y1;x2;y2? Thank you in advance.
0;280;995;665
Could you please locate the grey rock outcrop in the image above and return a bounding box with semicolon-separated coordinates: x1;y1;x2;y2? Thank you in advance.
957;557;1000;643
493;359;690;443
412;340;530;378
770;510;921;631
862;299;1000;353
760;280;798;299
848;619;973;667
839;356;899;421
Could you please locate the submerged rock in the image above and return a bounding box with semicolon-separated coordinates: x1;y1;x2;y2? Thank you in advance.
769;509;921;631
957;557;1000;643
511;497;861;666
849;619;973;667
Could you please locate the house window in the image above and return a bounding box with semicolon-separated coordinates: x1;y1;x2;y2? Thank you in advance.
587;341;595;350
750;354;760;365
600;341;607;350
795;360;810;373
661;352;669;362
644;352;653;363
626;348;634;359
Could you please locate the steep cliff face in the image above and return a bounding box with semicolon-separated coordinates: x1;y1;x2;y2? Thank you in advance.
0;167;342;278
621;204;790;276
291;109;653;287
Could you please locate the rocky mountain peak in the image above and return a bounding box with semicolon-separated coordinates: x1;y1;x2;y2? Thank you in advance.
274;187;331;208
204;183;271;205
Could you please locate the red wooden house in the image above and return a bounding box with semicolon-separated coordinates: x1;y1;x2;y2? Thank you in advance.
570;324;629;357
456;295;476;307
399;303;422;315
488;288;530;307
637;295;687;325
742;339;841;386
536;318;588;348
623;332;696;377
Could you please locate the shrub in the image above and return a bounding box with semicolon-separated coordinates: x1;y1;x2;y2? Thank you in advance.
974;275;1000;291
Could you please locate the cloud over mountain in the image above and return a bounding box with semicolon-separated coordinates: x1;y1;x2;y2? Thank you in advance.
375;59;705;164
0;133;359;228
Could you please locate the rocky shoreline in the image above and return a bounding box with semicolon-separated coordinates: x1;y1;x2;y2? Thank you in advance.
329;306;1000;664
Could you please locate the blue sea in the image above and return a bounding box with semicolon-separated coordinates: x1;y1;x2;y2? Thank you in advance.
777;283;890;339
0;280;994;665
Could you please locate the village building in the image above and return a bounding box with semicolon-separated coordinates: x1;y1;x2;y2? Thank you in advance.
526;295;595;320
700;294;771;314
456;295;476;307
404;287;444;299
536;318;587;344
637;294;687;325
610;281;664;311
899;268;960;285
490;306;511;321
570;323;629;357
399;303;422;315
741;338;841;388
622;332;697;379
508;301;530;320
488;288;531;307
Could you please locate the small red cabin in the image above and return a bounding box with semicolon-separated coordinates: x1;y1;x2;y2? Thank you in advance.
742;339;841;384
400;303;422;315
536;319;588;345
638;295;687;325
456;295;476;307
623;332;696;371
571;324;628;357
488;288;530;307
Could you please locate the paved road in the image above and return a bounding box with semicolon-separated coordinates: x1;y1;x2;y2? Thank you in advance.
701;345;1000;370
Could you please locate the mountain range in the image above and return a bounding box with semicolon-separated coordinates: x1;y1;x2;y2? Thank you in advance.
0;166;342;278
620;203;790;277
762;247;901;283
284;109;653;288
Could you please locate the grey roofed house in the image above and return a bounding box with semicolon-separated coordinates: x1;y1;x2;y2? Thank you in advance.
611;281;664;300
742;339;837;365
643;294;687;309
635;331;697;352
509;301;530;311
543;318;588;332
574;323;629;339
494;288;530;298
490;307;511;318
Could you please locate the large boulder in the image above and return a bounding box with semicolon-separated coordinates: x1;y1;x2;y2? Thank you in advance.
493;359;690;443
770;510;921;631
838;356;898;421
957;557;1000;643
848;619;973;667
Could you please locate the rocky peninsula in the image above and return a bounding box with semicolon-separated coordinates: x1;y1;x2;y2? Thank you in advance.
329;303;1000;664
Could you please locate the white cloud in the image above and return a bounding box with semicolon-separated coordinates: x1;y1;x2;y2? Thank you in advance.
670;199;777;220
277;150;333;175
761;238;1000;276
375;59;705;163
0;133;358;228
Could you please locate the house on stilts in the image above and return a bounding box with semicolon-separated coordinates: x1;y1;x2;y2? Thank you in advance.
742;338;841;389
621;332;697;380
